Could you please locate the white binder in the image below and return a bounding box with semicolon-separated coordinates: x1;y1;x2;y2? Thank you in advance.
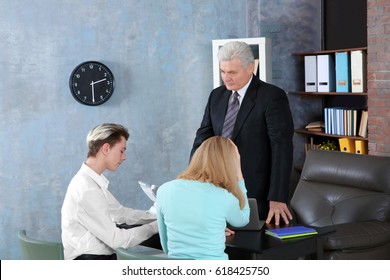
304;55;317;92
317;54;335;92
351;50;367;92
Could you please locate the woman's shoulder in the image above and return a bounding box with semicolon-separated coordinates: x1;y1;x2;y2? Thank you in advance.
158;179;188;192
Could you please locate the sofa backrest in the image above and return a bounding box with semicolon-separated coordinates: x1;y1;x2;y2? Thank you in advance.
291;149;390;227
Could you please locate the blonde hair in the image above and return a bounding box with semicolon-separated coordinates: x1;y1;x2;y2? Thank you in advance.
178;136;246;209
86;123;129;157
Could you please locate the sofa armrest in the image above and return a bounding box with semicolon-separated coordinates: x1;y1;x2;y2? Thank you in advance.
321;221;390;250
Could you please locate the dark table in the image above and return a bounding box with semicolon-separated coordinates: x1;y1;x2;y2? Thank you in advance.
119;222;334;260
225;224;334;260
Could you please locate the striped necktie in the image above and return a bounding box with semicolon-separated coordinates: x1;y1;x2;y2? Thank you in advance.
221;91;240;139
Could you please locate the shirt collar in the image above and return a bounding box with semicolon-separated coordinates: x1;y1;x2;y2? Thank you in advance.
235;75;253;105
80;162;110;190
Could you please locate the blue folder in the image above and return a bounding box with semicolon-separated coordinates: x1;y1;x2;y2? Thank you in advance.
265;226;318;239
336;52;351;92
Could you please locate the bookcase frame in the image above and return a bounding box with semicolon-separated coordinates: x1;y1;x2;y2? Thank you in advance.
291;47;368;153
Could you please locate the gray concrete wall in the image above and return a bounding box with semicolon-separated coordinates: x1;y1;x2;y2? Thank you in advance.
0;0;321;259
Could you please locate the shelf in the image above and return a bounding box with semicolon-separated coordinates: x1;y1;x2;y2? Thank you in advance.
292;46;369;156
292;47;367;56
295;128;368;141
289;91;367;96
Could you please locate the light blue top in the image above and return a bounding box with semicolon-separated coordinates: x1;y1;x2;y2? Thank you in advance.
156;179;250;260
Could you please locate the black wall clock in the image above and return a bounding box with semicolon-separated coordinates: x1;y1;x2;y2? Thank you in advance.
69;61;115;106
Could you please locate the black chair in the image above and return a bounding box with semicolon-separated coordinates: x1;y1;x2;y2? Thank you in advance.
290;149;390;259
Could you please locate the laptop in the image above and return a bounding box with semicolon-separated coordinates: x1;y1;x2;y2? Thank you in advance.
228;198;265;231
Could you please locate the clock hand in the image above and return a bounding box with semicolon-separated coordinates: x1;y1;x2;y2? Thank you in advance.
91;78;107;85
90;81;95;103
90;78;106;103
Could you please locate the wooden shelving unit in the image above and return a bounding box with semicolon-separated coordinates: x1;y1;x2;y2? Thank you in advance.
291;47;368;152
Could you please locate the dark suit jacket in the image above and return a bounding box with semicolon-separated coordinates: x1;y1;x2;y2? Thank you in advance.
190;76;294;219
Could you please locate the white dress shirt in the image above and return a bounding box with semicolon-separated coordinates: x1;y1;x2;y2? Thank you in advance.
61;163;158;260
233;75;252;107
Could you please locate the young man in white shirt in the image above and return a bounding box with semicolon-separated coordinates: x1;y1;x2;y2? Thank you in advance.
61;123;158;260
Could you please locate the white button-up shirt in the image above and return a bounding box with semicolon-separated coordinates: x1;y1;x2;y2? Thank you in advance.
61;163;158;260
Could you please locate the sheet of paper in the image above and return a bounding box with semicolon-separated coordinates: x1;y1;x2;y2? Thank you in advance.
138;181;157;202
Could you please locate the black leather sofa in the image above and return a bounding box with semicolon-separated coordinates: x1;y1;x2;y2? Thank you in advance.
290;149;390;259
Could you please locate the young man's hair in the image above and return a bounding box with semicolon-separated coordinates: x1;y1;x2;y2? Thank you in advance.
86;123;129;157
177;136;245;209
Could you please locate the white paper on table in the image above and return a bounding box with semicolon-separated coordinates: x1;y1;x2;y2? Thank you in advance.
138;181;158;202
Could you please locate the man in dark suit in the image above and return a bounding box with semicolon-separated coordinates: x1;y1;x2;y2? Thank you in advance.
190;41;294;225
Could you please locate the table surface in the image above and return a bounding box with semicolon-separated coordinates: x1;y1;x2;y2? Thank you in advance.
225;223;334;258
122;223;334;260
126;245;167;257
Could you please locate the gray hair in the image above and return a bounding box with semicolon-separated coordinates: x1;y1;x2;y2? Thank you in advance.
217;41;255;69
86;123;129;157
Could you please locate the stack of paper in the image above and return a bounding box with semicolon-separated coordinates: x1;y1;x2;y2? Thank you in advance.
138;181;158;202
265;226;318;239
305;121;325;132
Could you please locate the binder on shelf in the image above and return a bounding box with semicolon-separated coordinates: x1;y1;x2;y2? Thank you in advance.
351;50;367;93
344;109;350;136
339;138;355;153
317;54;335;92
349;109;359;137
335;51;351;92
355;140;368;154
358;110;368;138
304;55;317;92
324;108;329;134
324;107;335;135
324;107;361;137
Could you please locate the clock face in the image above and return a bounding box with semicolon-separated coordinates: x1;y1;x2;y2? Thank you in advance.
69;61;115;106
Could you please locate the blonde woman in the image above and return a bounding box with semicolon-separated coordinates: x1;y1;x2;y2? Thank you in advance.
156;136;249;260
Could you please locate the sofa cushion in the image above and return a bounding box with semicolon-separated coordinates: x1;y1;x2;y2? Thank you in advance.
291;181;390;226
322;221;390;250
299;150;390;193
324;242;390;260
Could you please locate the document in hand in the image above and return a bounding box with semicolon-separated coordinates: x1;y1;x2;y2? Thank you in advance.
138;181;158;202
265;226;318;239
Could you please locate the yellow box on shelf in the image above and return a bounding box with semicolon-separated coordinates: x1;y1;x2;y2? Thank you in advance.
355;140;368;154
339;138;355;153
